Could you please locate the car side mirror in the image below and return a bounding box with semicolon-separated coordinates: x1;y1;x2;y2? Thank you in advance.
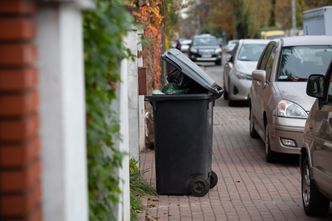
227;62;233;69
306;74;327;108
306;74;325;97
252;70;266;83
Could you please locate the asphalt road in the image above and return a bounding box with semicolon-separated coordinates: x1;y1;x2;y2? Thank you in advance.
195;62;223;86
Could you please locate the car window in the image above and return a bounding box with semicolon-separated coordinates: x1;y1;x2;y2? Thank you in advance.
257;43;274;70
224;40;239;53
182;40;191;45
193;36;218;46
265;46;277;81
277;45;332;82
237;44;267;61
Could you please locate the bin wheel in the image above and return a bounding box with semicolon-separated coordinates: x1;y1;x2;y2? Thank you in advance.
209;171;218;189
190;176;210;197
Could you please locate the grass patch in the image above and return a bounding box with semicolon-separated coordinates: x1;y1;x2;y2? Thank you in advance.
130;158;156;221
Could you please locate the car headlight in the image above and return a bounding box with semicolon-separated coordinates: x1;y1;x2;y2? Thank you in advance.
215;48;222;54
277;100;308;119
235;71;252;80
190;48;198;53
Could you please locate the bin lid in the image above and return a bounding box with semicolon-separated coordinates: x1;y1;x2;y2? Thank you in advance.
162;48;223;97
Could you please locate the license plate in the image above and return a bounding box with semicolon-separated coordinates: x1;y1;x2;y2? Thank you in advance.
202;54;211;58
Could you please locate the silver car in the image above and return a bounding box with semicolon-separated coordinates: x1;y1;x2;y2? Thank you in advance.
301;61;332;217
249;35;332;163
223;39;269;106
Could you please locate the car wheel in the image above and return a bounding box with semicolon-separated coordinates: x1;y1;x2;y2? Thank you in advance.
228;79;233;106
223;89;228;100
301;156;330;217
228;98;234;106
249;108;259;139
223;75;228;100
215;59;222;66
265;123;276;163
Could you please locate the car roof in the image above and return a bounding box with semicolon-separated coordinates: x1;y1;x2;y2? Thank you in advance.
280;35;332;46
193;34;216;38
239;39;270;44
182;39;192;43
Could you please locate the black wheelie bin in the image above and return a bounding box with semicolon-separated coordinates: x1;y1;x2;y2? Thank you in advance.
145;48;223;197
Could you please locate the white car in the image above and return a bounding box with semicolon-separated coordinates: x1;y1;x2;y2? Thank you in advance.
223;39;269;105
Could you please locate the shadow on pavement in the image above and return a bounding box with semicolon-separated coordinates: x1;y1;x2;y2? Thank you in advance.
216;98;249;107
272;153;300;166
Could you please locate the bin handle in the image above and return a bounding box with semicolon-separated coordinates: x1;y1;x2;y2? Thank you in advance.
213;86;223;99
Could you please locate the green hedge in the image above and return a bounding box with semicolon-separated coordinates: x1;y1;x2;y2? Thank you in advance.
83;0;133;220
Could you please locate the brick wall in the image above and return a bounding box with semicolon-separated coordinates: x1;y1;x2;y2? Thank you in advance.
0;1;42;220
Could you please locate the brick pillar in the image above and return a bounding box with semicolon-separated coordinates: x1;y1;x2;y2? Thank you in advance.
0;1;42;221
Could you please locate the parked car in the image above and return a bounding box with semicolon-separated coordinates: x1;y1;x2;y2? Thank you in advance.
222;39;239;66
175;38;192;53
223;39;269;105
188;34;222;65
249;35;332;163
300;60;332;217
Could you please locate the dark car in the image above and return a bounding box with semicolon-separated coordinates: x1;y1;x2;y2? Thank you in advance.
301;59;332;217
188;34;222;66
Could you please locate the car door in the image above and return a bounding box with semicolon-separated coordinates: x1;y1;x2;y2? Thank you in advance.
251;43;275;136
312;68;332;196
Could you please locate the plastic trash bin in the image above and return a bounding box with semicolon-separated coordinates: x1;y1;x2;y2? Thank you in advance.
145;49;223;197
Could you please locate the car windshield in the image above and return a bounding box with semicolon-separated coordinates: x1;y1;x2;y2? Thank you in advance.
277;45;332;82
237;44;266;61
193;36;218;46
181;39;191;45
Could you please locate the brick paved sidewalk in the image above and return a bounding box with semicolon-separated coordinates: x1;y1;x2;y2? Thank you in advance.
138;99;332;221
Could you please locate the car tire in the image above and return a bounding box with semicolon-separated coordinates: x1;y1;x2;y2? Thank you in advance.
249;108;259;139
301;156;330;217
227;79;234;106
228;98;234;106
223;75;228;100
265;123;276;163
215;59;222;66
223;89;228;100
